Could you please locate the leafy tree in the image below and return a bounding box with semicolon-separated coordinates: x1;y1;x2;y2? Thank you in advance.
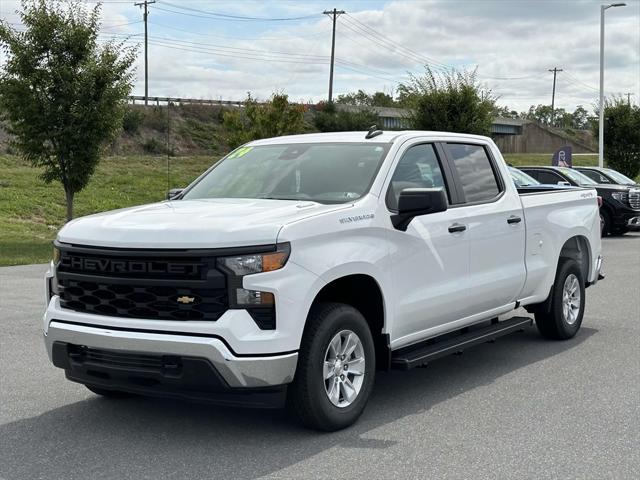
335;89;396;107
525;104;553;125
222;93;306;148
493;105;520;119
594;99;640;179
313;102;380;132
397;67;496;136
0;1;136;220
571;105;589;129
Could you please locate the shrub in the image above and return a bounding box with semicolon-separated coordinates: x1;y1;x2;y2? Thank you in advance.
122;107;144;135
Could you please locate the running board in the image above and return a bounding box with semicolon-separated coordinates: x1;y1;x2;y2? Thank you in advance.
391;316;533;370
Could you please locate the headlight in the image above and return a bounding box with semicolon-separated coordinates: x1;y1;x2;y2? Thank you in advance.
219;244;290;276
218;244;289;316
611;192;628;202
50;245;61;298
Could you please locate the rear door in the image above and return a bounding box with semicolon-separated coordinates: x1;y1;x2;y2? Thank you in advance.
385;141;470;345
443;142;526;314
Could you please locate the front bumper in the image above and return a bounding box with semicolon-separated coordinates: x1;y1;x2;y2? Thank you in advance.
44;319;298;391
627;216;640;229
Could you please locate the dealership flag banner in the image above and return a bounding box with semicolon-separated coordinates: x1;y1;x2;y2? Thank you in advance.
552;146;572;167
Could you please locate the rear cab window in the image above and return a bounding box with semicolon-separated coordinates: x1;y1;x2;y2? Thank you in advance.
446;143;502;204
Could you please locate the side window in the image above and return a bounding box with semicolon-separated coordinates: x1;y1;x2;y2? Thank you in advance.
580;170;606;183
386;144;447;211
447;143;501;203
537;171;564;184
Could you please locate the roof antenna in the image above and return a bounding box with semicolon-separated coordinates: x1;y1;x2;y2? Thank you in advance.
365;125;383;139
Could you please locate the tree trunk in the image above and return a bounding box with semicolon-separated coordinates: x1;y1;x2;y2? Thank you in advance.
65;189;74;222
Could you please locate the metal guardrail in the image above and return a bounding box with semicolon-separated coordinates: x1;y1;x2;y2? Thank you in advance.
128;95;246;106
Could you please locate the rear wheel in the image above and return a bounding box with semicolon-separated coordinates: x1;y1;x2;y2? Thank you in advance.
535;259;585;340
288;302;375;431
85;385;134;398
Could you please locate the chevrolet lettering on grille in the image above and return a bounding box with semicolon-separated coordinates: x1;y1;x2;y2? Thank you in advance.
62;256;203;276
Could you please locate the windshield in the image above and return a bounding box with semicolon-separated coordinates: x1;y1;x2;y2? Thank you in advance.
182;143;390;204
604;168;637;185
509;167;540;187
557;168;598;186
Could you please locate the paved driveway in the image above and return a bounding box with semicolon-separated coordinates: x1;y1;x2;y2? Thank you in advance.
1;234;639;479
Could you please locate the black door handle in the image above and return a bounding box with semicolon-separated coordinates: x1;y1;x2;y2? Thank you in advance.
507;216;522;224
448;223;467;233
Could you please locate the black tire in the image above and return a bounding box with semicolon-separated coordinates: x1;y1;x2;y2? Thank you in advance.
610;227;629;236
288;302;376;431
535;259;585;340
601;209;612;237
85;385;134;398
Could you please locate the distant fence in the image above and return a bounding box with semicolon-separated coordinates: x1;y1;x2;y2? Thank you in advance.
128;95;246;107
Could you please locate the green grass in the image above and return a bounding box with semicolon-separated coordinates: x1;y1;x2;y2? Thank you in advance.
0;155;216;266
502;153;599;167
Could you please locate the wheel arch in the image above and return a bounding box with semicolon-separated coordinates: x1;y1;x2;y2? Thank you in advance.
525;234;592;315
310;274;390;370
558;234;591;282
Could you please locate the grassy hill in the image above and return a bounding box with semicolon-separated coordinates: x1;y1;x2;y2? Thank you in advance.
0;155;215;265
0;152;602;266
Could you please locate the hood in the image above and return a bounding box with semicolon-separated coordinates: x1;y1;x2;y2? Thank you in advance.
58;198;348;249
594;183;635;192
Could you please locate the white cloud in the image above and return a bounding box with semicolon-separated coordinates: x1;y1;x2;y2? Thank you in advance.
2;0;639;112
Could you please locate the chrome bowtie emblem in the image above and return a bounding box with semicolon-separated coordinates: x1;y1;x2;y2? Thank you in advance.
176;296;195;304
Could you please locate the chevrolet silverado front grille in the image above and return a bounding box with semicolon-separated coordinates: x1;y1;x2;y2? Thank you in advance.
59;279;227;320
56;246;228;321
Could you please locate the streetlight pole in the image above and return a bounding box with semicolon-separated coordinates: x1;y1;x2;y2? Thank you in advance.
599;2;626;168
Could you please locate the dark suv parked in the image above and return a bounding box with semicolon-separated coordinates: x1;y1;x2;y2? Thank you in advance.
519;166;640;236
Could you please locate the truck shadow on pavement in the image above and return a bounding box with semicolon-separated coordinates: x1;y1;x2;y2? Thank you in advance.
0;326;596;480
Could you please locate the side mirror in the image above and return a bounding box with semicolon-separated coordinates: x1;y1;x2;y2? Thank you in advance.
167;188;184;200
391;188;447;231
557;181;571;186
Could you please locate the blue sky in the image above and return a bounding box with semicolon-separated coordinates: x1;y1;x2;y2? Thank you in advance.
1;0;639;112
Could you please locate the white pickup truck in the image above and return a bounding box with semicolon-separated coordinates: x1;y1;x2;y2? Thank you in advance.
44;130;603;431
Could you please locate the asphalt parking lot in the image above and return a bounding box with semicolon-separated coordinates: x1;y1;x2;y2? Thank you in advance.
1;233;639;480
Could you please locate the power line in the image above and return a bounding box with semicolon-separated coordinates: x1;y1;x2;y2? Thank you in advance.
154;2;320;22
343;14;454;71
103;31;402;79
563;70;599;92
147;20;330;40
101;20;143;30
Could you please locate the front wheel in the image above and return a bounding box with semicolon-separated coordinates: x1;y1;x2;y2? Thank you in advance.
288;302;375;431
535;259;585;340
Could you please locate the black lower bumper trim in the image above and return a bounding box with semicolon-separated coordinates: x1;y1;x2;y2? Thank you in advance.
52;342;286;408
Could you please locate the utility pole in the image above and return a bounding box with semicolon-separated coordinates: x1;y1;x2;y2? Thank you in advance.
625;92;634;105
548;67;563;127
599;3;627;168
134;0;155;106
323;8;345;103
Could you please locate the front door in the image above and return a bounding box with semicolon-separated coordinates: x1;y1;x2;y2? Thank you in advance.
385;142;470;347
